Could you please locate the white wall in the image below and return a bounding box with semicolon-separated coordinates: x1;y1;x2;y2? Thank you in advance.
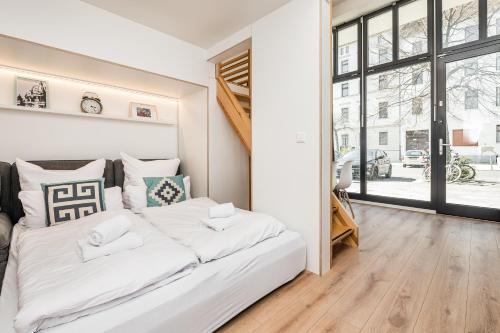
178;88;209;198
252;0;322;273
0;109;178;162
0;0;209;86
208;63;250;210
0;0;210;194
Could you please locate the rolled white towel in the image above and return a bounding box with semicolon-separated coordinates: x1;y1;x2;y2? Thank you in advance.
78;232;143;262
88;215;131;246
201;214;244;231
208;203;236;219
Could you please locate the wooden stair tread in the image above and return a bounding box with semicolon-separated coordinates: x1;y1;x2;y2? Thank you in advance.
331;224;353;244
233;92;250;101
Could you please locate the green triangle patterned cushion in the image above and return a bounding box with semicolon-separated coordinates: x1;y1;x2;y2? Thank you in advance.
143;175;186;207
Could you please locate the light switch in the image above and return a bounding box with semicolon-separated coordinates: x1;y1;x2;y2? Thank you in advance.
296;131;306;143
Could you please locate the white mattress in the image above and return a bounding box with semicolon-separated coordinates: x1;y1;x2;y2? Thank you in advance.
0;224;306;333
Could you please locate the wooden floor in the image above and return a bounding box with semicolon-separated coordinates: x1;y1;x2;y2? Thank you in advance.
217;203;500;333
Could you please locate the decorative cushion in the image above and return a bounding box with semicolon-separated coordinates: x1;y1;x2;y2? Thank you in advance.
143;176;186;207
19;186;121;228
42;178;106;226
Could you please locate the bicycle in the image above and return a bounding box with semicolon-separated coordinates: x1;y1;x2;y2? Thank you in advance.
422;153;462;183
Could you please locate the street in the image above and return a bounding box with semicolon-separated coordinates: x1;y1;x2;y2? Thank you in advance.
342;163;500;209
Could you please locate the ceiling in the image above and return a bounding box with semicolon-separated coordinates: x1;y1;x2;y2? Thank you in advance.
82;0;292;49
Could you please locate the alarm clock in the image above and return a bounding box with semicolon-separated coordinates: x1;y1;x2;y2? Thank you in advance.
81;92;103;114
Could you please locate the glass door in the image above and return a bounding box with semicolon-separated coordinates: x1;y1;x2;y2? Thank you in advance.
436;46;500;220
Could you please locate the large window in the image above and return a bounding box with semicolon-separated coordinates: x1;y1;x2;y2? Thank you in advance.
366;63;431;201
333;78;361;193
441;0;479;48
368;11;393;67
333;0;500;210
337;24;358;75
399;0;428;59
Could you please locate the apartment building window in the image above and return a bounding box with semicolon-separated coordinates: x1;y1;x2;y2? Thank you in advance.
379;48;389;63
345;45;350;54
453;129;478;146
497;87;500;106
464;59;478;75
379;74;388;89
497;125;500;143
341;107;349;122
341;60;349;74
412;70;423;85
412;41;423;55
465;25;479;43
379;132;388;145
465;89;479;109
378;102;389;118
341;134;349;147
341;83;349;97
412;98;423;114
497;18;500;35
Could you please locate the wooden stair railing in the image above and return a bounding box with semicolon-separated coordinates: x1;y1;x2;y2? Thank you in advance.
330;193;359;266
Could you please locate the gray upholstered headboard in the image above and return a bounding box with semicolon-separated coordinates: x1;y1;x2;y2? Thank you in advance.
10;160;115;223
113;159;181;189
0;162;11;217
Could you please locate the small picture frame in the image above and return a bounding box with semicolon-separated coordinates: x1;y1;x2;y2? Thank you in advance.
16;77;48;109
129;102;158;120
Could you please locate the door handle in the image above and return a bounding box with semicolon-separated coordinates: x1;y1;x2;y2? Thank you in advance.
439;138;451;155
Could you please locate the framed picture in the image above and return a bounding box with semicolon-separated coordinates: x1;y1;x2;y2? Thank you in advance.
129;102;158;120
16;77;48;109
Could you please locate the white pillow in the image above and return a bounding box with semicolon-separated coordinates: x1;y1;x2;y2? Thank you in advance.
120;152;180;188
16;158;106;191
184;176;191;200
103;186;124;211
123;176;191;212
123;186;147;213
18;187;123;228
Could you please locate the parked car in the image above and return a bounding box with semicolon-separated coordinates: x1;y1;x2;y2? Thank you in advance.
402;150;429;167
337;149;392;180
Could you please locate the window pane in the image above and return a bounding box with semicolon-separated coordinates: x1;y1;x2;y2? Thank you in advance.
337;24;358;74
445;52;500;208
488;0;500;36
442;0;479;48
366;63;432;201
333;78;360;193
368;11;393;67
399;0;428;59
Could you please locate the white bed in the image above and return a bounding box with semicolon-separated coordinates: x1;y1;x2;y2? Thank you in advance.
0;224;306;333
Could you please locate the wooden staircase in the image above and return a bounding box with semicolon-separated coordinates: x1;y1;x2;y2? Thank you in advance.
216;50;252;155
330;193;359;266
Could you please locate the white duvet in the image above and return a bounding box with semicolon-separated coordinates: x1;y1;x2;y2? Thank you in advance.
141;198;286;263
14;210;198;333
